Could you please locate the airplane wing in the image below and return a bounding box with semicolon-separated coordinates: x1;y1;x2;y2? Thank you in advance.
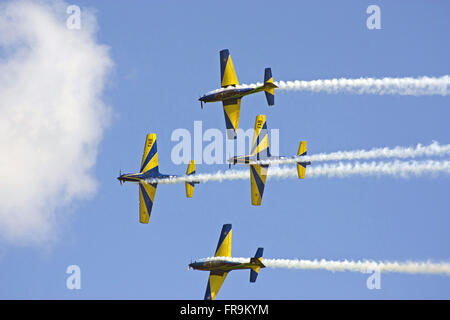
220;49;239;87
222;98;241;139
250;164;269;206
214;224;232;257
140;133;159;174
204;224;232;300
204;271;229;300
139;181;158;223
250;115;270;157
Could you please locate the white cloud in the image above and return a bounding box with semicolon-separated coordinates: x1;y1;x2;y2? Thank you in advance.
0;0;112;246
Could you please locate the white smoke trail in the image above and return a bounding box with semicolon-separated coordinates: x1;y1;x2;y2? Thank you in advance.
202;257;450;276
148;160;450;184
208;76;450;96
255;141;450;166
277;75;450;96
275;76;450;95
306;160;450;179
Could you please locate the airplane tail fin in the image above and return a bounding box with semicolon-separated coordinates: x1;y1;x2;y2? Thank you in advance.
249;247;265;283
185;160;199;198
297;141;311;179
140;133;160;174
263;68;277;106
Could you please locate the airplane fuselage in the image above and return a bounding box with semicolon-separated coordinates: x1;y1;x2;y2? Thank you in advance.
228;155;281;165
200;86;263;104
189;259;264;272
228;155;312;167
200;82;277;104
117;171;176;184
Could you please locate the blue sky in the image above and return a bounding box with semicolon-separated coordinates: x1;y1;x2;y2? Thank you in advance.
1;0;449;299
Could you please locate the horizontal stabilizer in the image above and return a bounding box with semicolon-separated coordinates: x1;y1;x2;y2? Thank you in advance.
185;160;198;198
249;247;265;283
297;141;311;179
250;269;259;283
263;68;277;106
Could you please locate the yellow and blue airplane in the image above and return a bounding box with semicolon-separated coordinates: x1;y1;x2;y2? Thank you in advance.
228;115;311;206
199;49;278;139
117;133;198;223
189;224;265;300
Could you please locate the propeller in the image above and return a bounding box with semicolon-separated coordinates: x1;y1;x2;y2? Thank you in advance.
119;169;123;185
198;93;204;110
